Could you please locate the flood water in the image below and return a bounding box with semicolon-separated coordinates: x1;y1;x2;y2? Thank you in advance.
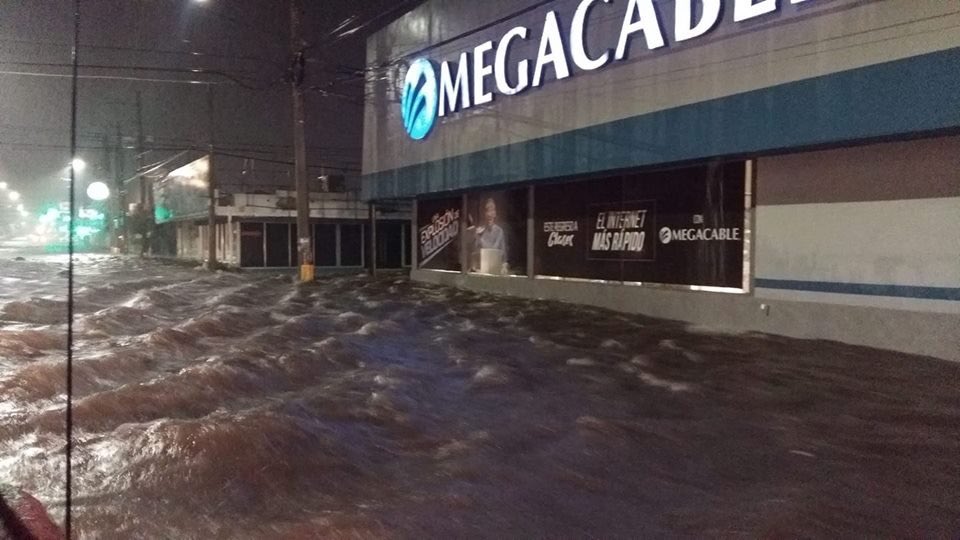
1;251;959;538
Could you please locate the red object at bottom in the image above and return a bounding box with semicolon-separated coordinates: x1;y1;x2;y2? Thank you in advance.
1;486;64;540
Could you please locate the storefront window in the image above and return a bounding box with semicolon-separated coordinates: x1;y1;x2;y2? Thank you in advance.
466;189;527;276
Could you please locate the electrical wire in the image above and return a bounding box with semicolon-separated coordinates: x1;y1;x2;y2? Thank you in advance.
0;37;283;68
0;60;283;90
0;69;226;85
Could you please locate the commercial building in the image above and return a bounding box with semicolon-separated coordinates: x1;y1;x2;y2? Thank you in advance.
362;0;960;361
151;154;410;270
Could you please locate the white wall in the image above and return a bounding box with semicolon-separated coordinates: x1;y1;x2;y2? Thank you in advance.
755;136;960;314
364;0;960;174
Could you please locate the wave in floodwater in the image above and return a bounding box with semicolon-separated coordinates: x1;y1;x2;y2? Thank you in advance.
1;254;959;538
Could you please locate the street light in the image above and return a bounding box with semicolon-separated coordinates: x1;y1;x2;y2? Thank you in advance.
8;191;20;202
86;181;111;201
71;158;86;172
0;182;7;190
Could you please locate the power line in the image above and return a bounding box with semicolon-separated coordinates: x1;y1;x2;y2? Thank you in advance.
0;37;283;69
0;69;226;85
0;60;283;90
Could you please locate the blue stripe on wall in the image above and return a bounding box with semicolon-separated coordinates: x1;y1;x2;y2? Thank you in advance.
363;47;960;200
755;279;960;301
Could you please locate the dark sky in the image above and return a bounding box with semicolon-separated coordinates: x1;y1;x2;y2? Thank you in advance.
0;0;405;209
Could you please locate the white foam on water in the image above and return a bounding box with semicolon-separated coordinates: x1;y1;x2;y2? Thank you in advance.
638;371;691;392
567;358;596;367
601;339;625;350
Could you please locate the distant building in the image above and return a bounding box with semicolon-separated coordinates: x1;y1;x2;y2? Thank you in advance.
150;154;410;270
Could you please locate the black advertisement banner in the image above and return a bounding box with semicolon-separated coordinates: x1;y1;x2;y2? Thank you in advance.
466;189;527;276
588;200;656;262
417;196;461;272
535;162;746;288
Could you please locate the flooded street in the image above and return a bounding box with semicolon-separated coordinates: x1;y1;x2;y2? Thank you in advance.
1;252;959;538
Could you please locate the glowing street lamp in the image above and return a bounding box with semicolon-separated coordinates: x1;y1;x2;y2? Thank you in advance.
86;181;111;201
0;182;7;190
71;158;86;173
8;191;20;202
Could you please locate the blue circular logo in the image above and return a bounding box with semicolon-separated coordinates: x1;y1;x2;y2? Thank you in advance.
400;58;438;141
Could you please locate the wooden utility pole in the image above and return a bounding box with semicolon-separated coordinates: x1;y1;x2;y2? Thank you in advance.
290;0;314;282
135;90;149;256
114;124;127;253
135;91;145;208
100;132;114;248
207;83;218;269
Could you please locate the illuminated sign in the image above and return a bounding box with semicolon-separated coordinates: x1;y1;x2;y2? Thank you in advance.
400;0;812;140
401;58;439;140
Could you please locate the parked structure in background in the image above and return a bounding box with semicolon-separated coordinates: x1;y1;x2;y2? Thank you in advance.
362;0;960;361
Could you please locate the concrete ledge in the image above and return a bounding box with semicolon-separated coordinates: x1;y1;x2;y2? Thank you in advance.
412;270;960;363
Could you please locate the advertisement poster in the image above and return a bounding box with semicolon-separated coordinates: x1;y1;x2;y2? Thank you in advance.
466;189;527;276
534;162;746;288
417;196;462;271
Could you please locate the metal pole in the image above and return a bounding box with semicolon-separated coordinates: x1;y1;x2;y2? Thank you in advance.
410;199;418;270
369;202;377;277
527;185;535;279
114;123;127;253
290;0;313;282
135;90;148;256
207;84;218;270
65;1;80;535
101;132;113;249
460;194;469;274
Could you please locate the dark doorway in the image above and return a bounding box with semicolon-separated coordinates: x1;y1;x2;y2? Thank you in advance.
314;224;337;267
240;223;265;268
377;222;403;269
154;223;177;257
341;224;363;267
265;223;291;267
400;223;413;267
290;224;299;266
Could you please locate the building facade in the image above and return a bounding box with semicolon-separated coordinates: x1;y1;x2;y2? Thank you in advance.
362;0;960;361
153;155;411;271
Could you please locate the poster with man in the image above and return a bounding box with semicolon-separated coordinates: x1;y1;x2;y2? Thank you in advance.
466;189;527;276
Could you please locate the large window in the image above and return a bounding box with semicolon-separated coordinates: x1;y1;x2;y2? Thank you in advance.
416;162;748;289
340;223;363;267
465;189;528;276
314;223;338;267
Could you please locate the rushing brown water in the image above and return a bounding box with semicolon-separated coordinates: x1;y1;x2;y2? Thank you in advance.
1;252;959;538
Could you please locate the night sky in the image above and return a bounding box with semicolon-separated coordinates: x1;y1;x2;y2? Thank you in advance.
0;0;407;209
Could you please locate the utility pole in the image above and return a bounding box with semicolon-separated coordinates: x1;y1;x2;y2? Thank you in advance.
136;90;145;209
135;90;148;256
207;84;218;269
290;0;314;282
101;132;113;249
114;123;127;253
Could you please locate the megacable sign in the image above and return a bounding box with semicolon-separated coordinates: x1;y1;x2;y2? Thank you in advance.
400;0;813;140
